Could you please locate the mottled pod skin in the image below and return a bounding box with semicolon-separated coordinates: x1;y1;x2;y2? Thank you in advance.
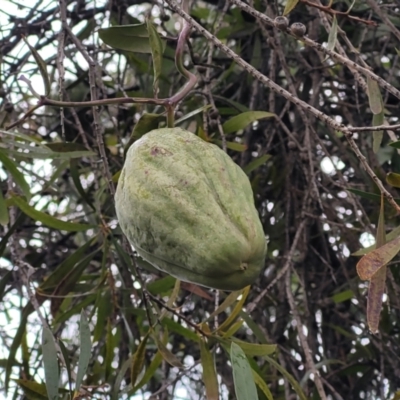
115;128;267;291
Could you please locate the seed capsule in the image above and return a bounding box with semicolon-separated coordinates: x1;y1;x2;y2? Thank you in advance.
274;16;289;30
290;22;307;37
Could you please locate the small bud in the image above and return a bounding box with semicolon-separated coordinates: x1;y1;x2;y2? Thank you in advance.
290;22;306;37
274;16;289;30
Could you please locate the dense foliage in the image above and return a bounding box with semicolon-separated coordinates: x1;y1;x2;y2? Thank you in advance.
1;0;400;399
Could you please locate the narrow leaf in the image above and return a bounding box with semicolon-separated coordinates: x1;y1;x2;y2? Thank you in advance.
264;355;308;400
243;154;271;174
356;236;400;280
161;317;200;343
0;187;8;225
200;339;219;400
175;105;212;125
130;351;163;393
222;111;275;134
23;37;51;96
252;369;274;400
326;16;338;52
218;286;250;333
39;239;95;291
112;357;131;400
99;24;154;53
222;319;245;338
347;188;400;204
283;0;299;15
213;140;247;152
146;20;164;96
131;332;149;387
70;159;95;210
372;111;384;153
230;339;277;357
10;194;94;231
58;339;72;395
367;76;383;114
75;311;91;390
0;149;31;200
332;290;354;303
153;333;184;369
231;342;259;400
41;327;59;400
160;279;180;320
14;379;48;400
207;290;242;322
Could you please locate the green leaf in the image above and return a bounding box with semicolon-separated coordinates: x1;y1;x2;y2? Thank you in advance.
130;351;163;394
223;111;275;134
213;139;247;152
200;339;219;400
93;291;112;342
131;332;150;387
0;149;31;200
231;342;259;400
58;339;72;395
23;37;51;96
99;24;157;54
206;290;242;322
175;105;212;125
6;305;32;391
389;141;400;149
387;172;400;188
70;159;96;210
41;327;59;400
76;311;92;390
332;289;354;303
113;357;131;400
10;194;95;232
252;368;274;400
326;16;338;52
367;76;383;114
264;355;308;400
153;332;184;369
347;188;400;204
0;186;8;225
372;111;385;153
243;154;271;174
14;379;48;400
39;238;96;291
161;317;199;343
230;339;277;357
146;20;164;96
283;0;299;15
218;286;250;333
45;142;96;157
